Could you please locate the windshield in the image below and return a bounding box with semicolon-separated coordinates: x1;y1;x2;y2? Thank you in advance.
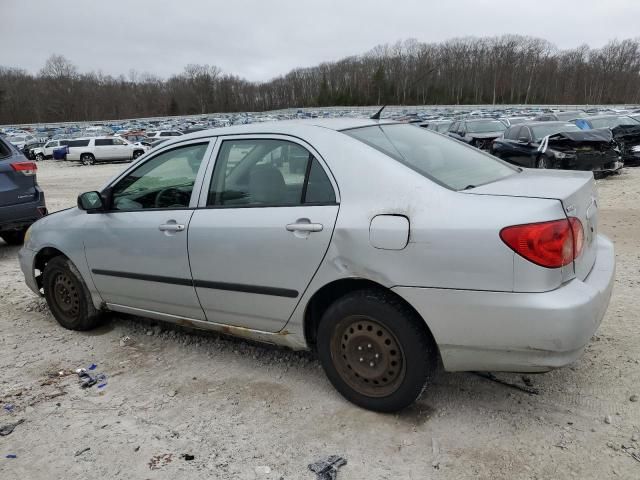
10;136;25;142
531;124;581;141
466;120;506;134
590;116;640;129
343;124;517;191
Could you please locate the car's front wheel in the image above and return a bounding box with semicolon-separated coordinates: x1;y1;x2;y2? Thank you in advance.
35;153;45;161
133;150;144;159
1;228;27;245
317;289;437;412
81;154;95;166
43;256;103;331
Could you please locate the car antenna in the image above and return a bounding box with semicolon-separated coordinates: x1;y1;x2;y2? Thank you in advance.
370;105;386;120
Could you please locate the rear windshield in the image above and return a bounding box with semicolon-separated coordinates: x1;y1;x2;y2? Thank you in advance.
590;116;640;129
343;124;517;191
0;139;12;158
466;120;506;133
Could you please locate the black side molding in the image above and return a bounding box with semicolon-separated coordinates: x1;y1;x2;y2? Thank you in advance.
91;269;298;298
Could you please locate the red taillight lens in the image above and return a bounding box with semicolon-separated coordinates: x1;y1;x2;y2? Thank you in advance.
11;161;37;176
500;217;584;268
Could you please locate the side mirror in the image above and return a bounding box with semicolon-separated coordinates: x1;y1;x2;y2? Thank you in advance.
518;137;530;144
77;191;105;211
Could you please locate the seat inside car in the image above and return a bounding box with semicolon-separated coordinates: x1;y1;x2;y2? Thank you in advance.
249;164;287;204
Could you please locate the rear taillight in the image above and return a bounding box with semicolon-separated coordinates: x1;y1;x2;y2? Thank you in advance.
11;161;37;176
500;217;584;268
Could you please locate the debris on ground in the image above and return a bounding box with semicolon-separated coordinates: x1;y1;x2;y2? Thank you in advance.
88;364;97;371
5;454;17;459
605;415;613;424
148;453;173;470
254;465;271;475
3;404;14;413
0;419;24;436
76;367;107;389
308;455;347;480
630;394;638;402
119;336;134;347
181;453;194;461
473;372;540;395
74;447;90;457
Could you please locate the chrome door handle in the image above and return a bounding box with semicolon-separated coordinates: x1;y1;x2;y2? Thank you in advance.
159;223;185;232
286;222;323;233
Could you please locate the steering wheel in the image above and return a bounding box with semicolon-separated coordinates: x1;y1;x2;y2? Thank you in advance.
155;187;187;208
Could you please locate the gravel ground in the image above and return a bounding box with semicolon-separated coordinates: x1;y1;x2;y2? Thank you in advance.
1;160;639;480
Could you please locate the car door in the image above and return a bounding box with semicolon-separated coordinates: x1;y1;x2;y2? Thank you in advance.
188;135;339;332
94;138;116;159
44;141;58;156
111;137;131;160
83;140;213;319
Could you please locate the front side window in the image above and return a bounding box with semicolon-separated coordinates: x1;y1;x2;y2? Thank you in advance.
95;139;113;146
110;143;208;211
344;124;517;191
113;138;127;145
67;139;90;147
207;139;334;207
466;120;507;134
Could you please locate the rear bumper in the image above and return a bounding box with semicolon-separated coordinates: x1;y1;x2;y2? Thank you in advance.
393;234;615;372
0;187;46;231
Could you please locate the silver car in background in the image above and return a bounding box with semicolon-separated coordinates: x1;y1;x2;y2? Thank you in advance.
19;119;615;412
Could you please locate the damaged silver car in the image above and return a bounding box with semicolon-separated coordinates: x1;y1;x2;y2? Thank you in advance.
19;119;615;412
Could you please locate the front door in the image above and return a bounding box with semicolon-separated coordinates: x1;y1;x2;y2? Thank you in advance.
188;136;339;332
83;141;212;319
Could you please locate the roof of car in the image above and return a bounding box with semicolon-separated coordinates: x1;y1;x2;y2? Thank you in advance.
516;121;578;128
583;114;635;120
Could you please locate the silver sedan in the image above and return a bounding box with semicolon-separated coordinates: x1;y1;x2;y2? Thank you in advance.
19;119;615;412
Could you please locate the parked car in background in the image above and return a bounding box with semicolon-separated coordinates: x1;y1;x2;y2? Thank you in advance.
447;119;507;150
145;130;183;139
66;137;148;165
419;120;453;133
491;121;622;174
534;111;588;122
20;119;614;412
574;115;640;167
0;137;47;245
31;139;71;160
8;134;38;152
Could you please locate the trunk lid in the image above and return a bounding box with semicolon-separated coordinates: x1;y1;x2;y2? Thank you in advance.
0;140;38;207
467;169;598;281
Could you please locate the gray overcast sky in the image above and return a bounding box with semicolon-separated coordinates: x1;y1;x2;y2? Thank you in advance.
2;0;639;81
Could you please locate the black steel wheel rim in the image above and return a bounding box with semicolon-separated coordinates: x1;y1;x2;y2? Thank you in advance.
330;315;406;397
52;272;80;318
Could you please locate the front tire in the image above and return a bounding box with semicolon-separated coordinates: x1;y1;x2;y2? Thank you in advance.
132;150;144;159
317;289;437;412
43;256;103;331
35;153;45;161
81;153;95;166
1;228;27;245
536;156;547;169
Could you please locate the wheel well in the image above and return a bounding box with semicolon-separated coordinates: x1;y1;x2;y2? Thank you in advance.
34;247;67;289
81;152;94;158
303;278;436;351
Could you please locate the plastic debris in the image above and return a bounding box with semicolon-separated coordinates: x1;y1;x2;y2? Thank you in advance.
77;368;107;389
0;419;24;436
473;372;539;395
3;404;14;413
308;455;347;480
88;364;97;371
74;447;90;457
5;454;17;459
181;453;195;461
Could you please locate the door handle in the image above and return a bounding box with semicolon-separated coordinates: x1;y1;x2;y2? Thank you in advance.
286;222;323;233
159;223;185;232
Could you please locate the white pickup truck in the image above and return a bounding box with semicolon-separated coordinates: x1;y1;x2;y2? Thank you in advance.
66;137;148;165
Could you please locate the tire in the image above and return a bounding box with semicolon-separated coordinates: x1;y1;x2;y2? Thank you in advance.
536;156;547;169
35;153;45;161
1;228;27;245
43;256;103;331
81;153;95;166
317;289;437;412
132;150;144;159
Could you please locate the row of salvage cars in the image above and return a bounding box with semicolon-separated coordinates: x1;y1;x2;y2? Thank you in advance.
423;113;640;176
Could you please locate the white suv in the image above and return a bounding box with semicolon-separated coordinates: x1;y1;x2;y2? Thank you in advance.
31;139;70;160
66;137;148;165
145;130;183;139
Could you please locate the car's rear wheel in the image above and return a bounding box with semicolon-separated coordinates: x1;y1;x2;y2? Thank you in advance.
43;256;103;330
317;289;437;412
35;153;44;161
1;228;27;245
81;154;95;166
536;156;547;169
133;150;144;159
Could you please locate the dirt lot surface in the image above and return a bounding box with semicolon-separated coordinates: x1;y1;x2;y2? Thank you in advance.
1;161;639;479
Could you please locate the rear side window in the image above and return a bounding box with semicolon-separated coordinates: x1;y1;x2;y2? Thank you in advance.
95;139;113;146
344;124;517;191
0;139;11;158
67;139;90;147
505;126;521;140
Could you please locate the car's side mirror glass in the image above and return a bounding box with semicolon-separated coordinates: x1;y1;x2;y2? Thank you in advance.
77;191;104;211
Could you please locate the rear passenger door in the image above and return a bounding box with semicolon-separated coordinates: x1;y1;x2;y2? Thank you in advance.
188;135;339;332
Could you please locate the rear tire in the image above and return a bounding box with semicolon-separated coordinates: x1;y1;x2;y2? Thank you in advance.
317;289;437;412
81;154;95;166
1;228;27;245
43;256;103;331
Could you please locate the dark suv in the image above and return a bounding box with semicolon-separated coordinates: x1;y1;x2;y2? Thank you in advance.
0;137;47;244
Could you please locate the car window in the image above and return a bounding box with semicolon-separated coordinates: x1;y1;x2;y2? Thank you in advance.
95;139;113;146
449;121;459;132
113;138;127;145
344;124;517;191
67;139;90;147
110;143;208;211
505;126;520;140
208;139;328;207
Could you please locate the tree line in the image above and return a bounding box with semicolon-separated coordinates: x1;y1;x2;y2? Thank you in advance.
1;35;640;124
